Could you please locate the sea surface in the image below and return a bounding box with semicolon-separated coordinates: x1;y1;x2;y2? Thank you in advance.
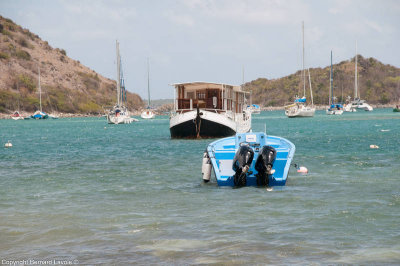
1;109;399;265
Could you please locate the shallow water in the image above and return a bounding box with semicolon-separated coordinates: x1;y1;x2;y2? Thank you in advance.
1;109;400;265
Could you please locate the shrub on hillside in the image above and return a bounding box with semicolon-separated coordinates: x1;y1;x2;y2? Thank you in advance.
15;49;31;60
0;90;18;112
5;22;16;32
17;74;36;92
0;52;10;60
78;101;102;113
22;28;38;40
2;29;13;38
18;37;29;47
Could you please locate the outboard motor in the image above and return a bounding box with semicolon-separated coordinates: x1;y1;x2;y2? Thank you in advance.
202;150;212;183
255;146;277;186
232;144;254;187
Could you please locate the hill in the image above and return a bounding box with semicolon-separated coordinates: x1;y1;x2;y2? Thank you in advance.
0;16;143;114
146;98;173;108
244;56;400;106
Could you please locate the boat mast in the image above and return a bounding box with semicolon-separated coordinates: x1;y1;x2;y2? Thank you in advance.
242;65;250;105
302;21;306;98
38;65;42;112
116;40;121;106
147;57;150;108
308;68;313;106
329;50;332;105
354;41;358;100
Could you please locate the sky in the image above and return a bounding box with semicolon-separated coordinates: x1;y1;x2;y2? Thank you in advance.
1;0;399;99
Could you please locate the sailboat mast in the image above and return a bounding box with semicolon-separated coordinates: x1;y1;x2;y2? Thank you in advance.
354;41;358;100
147;58;150;108
308;68;313;106
302;21;306;97
38;65;42;112
330;50;332;106
116;40;121;106
242;65;250;105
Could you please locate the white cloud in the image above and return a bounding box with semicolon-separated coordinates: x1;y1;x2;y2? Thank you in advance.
61;0;137;22
306;26;324;43
164;10;195;27
180;0;309;26
364;20;383;33
328;0;352;15
328;8;340;15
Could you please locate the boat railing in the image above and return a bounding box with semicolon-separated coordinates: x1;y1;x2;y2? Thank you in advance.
174;108;226;114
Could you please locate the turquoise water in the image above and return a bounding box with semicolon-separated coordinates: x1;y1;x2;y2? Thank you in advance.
1;109;399;265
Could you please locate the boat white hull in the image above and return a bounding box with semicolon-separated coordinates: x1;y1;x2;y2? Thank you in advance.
345;101;373;112
326;109;343;115
11;116;24;120
285;105;315;117
140;110;156;119
344;105;357;112
170;109;251;138
357;103;373;111
107;114;134;124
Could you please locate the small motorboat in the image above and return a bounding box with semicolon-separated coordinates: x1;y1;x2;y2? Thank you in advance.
202;132;295;187
11;111;24;120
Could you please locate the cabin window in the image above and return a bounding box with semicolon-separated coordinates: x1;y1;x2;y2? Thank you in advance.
187;92;194;99
197;91;206;100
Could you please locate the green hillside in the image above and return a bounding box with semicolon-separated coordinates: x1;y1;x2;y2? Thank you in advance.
0;16;143;114
244;56;400;106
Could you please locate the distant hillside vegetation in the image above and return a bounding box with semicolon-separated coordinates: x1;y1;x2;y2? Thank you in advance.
0;15;143;114
244;56;400;106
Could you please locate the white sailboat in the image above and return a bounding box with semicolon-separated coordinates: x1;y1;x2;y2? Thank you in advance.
326;51;343;115
31;66;48;119
11;80;25;120
344;41;373;112
106;40;135;124
141;58;156;119
285;21;315;118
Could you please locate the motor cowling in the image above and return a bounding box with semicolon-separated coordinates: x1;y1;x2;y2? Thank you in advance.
232;144;254;187
255;145;277;186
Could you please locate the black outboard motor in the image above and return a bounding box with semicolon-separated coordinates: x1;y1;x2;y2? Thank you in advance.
255;146;277;186
232;144;254;187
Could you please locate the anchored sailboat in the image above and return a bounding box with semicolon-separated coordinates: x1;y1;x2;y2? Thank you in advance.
141;58;156;119
285;21;315;118
11;80;24;120
106;40;135;124
344;41;373;112
31;65;48;119
326;51;343;115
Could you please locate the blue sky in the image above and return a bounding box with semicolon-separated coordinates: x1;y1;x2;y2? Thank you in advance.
1;0;399;99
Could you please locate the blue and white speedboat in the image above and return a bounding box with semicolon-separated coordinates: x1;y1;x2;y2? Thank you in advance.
202;132;295;187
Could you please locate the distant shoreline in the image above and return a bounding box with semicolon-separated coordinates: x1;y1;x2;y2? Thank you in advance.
261;104;396;111
0;104;396;119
